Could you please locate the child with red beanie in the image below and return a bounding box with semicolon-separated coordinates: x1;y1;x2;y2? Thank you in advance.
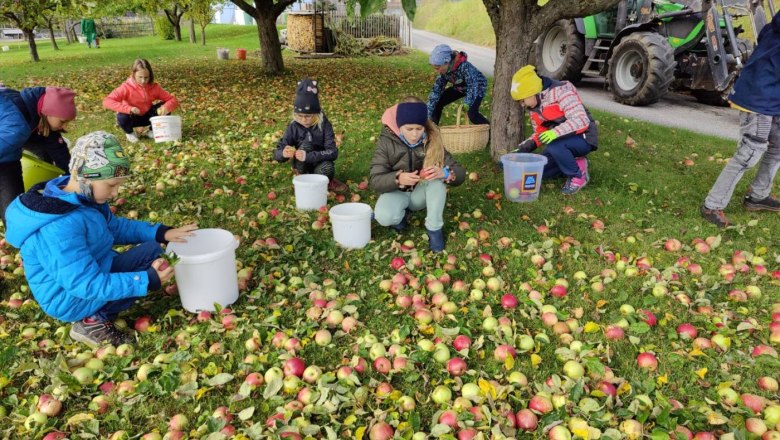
0;86;77;222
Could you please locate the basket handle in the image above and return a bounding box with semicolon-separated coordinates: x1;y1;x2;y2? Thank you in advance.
455;104;470;127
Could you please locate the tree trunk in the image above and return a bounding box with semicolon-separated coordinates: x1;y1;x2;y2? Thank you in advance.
255;11;284;73
47;18;60;50
63;19;72;44
487;0;531;161
24;29;40;62
189;18;196;43
173;21;182;41
200;24;207;45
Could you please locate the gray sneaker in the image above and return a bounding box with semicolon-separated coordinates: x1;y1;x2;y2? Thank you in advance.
743;194;780;212
70;319;134;347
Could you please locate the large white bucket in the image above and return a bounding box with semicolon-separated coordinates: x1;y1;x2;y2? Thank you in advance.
166;228;239;313
149;115;182;143
292;174;328;211
329;203;372;249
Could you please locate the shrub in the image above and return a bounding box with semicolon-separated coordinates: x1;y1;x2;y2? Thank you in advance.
154;16;175;40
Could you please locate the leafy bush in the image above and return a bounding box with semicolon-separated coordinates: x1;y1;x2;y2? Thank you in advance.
154;16;175;40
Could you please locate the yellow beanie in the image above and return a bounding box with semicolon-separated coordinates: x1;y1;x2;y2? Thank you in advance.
511;65;543;101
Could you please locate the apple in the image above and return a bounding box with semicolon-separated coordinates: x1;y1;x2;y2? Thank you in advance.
391;257;405;271
24;412;47;430
620;420;643;440
373;357;391;374
37;394;62;417
453;335;471;351
562;360;584;379
664;238;682;252
501;293;518;309
677;323;697;340
747;418;769;436
168;414;188;431
72;366;94;384
605;325;625;340
717;387;739;405
431;385;452;404
758;377;779;392
636;352;658;371
134;315;152;332
494;344;516;361
42;432;67;440
529;393;553;414
711;334;731;351
447;357;467;376
549;425;572;440
283;358;305;378
741;393;766;414
398;395;416;412
550;285;567;298
314;329;332;346
598;381;617;398
369;422;394;440
516;409;538;431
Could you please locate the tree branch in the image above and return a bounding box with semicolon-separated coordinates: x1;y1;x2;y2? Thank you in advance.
231;0;258;18
272;0;297;18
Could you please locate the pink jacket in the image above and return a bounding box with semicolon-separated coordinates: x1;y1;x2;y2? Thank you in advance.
103;77;179;116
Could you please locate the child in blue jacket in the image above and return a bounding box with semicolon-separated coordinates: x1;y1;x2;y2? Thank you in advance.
701;12;780;227
0;86;77;222
427;44;489;126
274;78;347;193
5;131;197;347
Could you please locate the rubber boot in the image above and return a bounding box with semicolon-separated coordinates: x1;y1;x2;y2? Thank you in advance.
390;209;410;233
427;228;445;253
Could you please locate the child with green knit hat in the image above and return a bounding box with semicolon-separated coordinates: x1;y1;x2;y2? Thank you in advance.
4;131;197;347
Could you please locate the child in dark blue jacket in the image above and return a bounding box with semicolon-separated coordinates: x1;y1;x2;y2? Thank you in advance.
701;13;780;227
5;131;197;347
0;86;77;222
427;44;489;126
274;78;347;193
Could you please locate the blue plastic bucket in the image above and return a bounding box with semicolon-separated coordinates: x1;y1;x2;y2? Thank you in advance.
500;153;548;202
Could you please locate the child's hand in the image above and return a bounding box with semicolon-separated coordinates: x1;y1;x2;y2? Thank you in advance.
130;107;140;115
421;166;444;180
282;146;296;159
157;106;169;116
294;150;307;162
152;258;175;283
398;171;421;187
165;224;198;243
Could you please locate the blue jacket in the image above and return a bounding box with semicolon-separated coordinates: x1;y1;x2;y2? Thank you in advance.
5;177;166;322
274;114;338;164
729;13;780;116
427;52;488;117
0;87;70;168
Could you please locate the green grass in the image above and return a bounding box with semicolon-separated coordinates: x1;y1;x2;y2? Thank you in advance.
414;0;495;47
0;24;779;439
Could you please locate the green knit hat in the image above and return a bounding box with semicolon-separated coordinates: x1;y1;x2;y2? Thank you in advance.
69;131;131;180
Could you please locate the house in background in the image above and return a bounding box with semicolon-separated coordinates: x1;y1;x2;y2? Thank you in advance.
213;2;256;25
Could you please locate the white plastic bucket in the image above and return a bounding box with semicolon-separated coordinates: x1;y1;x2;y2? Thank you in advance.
166;228;240;313
2;46;9;52
292;174;328;211
77;36;86;44
217;47;229;60
329;203;372;249
501;153;548;202
149;115;182;143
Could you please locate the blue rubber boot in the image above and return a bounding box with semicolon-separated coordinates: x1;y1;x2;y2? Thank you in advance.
427;228;445;253
390;209;411;233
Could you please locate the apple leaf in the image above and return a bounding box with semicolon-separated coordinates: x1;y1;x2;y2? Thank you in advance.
207;373;234;387
263;376;283;399
238;406;255;421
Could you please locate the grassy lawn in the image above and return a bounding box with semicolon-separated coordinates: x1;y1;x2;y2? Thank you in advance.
1;24;779;440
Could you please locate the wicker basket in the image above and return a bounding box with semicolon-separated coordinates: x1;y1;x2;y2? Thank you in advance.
439;105;490;154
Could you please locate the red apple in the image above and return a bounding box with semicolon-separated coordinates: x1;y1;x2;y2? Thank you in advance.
283;357;305;378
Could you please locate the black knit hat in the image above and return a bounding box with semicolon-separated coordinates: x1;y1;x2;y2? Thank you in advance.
293;78;321;114
396;102;428;128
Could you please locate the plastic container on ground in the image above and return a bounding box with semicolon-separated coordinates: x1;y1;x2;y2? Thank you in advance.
500;153;548;202
2;46;9;52
217;47;229;60
21;152;63;190
149;115;182;143
292;174;328;211
77;36;86;44
166;228;239;313
236;48;247;60
329;203;372;249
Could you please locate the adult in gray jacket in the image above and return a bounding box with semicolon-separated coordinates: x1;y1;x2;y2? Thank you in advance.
370;99;465;252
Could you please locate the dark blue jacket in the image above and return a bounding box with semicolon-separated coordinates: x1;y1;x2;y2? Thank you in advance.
0;87;69;168
274;114;338;164
427;52;488;117
729;13;780;116
5;177;166;322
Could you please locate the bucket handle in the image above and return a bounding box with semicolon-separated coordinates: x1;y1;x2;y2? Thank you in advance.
455;105;470;128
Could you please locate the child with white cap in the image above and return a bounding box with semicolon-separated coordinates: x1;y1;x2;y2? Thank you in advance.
4;131;197;347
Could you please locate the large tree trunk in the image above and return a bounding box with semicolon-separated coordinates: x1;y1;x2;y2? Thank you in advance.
173;21;182;41
484;0;622;161
255;11;284;73
189;19;196;43
46;18;60;50
63;19;72;44
24;29;40;62
200;24;207;45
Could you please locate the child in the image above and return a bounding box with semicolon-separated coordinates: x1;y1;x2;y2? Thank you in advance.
274;78;347;193
510;65;598;195
370;98;465;253
0;86;77;222
103;59;179;144
427;44;489;126
4;131;197;347
701;13;780;227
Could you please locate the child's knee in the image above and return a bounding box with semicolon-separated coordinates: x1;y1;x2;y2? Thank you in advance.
374;206;403;227
138;242;163;262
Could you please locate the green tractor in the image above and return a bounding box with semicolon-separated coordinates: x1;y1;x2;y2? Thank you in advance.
534;0;775;106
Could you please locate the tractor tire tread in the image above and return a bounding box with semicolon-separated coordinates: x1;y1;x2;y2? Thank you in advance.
608;32;676;106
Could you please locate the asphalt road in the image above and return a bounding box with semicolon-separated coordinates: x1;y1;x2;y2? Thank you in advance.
412;29;740;141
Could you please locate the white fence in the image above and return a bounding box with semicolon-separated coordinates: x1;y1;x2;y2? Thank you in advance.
325;12;412;47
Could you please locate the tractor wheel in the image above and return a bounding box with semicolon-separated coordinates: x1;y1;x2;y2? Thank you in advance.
607;32;676;106
535;19;586;83
691;90;729;107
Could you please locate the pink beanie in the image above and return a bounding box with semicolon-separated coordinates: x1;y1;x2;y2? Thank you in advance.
41;87;77;120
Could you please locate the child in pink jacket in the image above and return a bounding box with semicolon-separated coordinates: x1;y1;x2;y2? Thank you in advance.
103;59;179;144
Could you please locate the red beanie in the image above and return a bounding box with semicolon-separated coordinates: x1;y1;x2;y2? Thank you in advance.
41;87;77;120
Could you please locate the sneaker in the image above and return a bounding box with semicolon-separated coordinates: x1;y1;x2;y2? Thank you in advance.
700;204;729;228
561;159;589;195
328;178;348;193
743;194;780;212
575;157;589;179
426;228;445;253
125;133;139;144
70;318;134;347
145;129;155;140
